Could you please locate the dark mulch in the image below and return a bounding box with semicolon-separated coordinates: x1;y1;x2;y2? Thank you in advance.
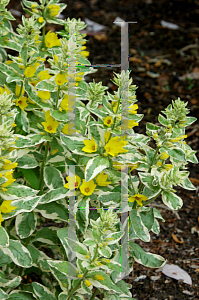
5;0;199;299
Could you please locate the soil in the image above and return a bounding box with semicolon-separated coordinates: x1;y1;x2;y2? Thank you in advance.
5;0;199;299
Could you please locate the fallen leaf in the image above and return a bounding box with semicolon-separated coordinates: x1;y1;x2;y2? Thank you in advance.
161;264;192;285
171;233;184;244
93;33;108;41
189;177;199;185
190;98;198;104
129;57;142;63
160;20;180;30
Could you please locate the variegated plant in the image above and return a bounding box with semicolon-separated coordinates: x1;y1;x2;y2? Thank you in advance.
0;0;198;299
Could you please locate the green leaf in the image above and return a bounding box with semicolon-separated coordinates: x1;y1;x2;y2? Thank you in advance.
35;202;68;222
88;270;127;295
17;155;39;169
180;178;196;190
15;211;37;239
0;239;32;267
162;191;183;210
32;282;56;300
19;169;40;190
15;109;29;133
14;135;32;148
44;166;65;189
129;209;150;242
1;197;40;219
24;80;51;109
47;260;74;290
27;245;50;272
139;208;155;232
32;227;60;245
158;114;169;126
129;242;166;268
0;183;37;200
0;62;22;82
146;122;161;131
36;80;57;92
51;109;69;122
98;245;112;258
162;147;186;162
0;275;21;289
98;191;121;205
85;156;110;182
39;187;68;204
0;288;8;299
7;291;36;300
0;249;12;267
60;135;91;156
0;227;9;247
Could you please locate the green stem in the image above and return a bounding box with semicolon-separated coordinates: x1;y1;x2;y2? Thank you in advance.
128;168;136;195
84;98;94;135
38;141;49;194
19;81;24;97
90;288;99;300
106;90;121;144
144;190;162;206
37;142;44;152
55;86;60;108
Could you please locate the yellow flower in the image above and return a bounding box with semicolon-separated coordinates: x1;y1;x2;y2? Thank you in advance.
104;129;111;144
80;179;96;196
104;136;128;157
96;171;111;186
129;104;138;114
55;73;67;86
64;175;81;190
54;54;58;62
84;280;92;287
16;96;28;110
128;193;148;207
94;274;105;281
0;212;4;226
123;120;139;129
50;149;58;155
159;152;169;160
61;123;76;135
45;31;61;48
1;173;16;188
38;17;44;23
129;162;140;172
82;137;97;153
156;161;162;167
37;91;51;101
60;94;74;112
0;200;17;214
104;116;113;127
112;102;119;113
77;274;83;278
170;135;187;142
164;164;173;171
41;110;60;134
31;3;37;8
47;4;60;17
37;70;51;81
24;65;36;78
2;162;18;170
81;50;89;58
153;133;158;139
15;84;25;97
112;162;126;171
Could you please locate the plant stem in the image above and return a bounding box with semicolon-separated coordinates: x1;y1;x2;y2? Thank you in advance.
38;141;49;194
144;190;162;206
55;86;60;108
90;288;99;300
106;91;121;144
128;168;136;195
19;81;24;97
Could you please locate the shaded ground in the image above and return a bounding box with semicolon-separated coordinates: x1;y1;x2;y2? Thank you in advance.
6;0;199;299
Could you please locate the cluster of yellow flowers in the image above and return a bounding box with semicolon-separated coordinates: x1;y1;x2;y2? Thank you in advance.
64;171;111;196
